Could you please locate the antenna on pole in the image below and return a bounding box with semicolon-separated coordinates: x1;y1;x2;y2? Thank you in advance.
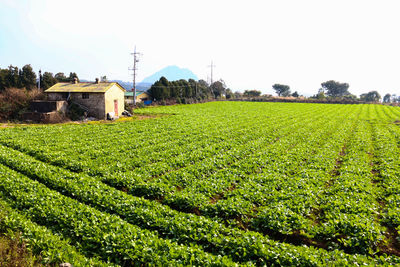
129;46;142;105
207;60;216;85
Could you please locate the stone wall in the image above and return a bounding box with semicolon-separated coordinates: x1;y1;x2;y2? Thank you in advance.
47;93;67;101
70;92;105;119
30;100;68;113
46;92;106;119
22;111;61;122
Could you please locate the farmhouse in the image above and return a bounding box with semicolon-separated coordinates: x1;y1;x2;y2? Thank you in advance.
124;91;151;105
45;79;126;119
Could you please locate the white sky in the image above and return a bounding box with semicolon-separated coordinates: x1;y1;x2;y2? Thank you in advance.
1;0;400;96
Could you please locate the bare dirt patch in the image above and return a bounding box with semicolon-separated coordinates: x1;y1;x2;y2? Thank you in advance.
379;225;400;257
0;124;14;128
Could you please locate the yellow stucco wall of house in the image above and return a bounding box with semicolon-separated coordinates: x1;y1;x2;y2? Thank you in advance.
104;84;125;117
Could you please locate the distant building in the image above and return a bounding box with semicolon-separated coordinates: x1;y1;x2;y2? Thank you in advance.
124;91;151;105
45;79;126;119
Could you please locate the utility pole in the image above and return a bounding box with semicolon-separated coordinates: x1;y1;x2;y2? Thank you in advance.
129;46;142;105
207;61;216;85
38;69;41;92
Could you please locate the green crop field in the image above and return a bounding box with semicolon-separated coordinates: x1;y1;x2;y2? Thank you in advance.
0;101;400;266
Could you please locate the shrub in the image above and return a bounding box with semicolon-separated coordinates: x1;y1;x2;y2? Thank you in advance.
66;103;86;121
0;88;43;121
0;233;40;266
136;102;145;109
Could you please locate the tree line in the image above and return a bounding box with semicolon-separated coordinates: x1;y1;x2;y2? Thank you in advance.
271;80;399;103
148;77;279;102
0;64;79;91
148;77;233;102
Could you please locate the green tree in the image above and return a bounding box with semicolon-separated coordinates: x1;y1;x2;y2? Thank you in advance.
210;80;225;99
68;72;79;82
292;91;299;97
41;72;57;90
197;80;211;99
188;79;198;98
6;65;20;88
198;80;209;88
149;76;170;101
360;91;381;102
321;80;350;97
272;84;291;97
19;64;36;90
383;93;391;103
225;88;234;99
343;94;358;100
0;68;9;91
314;88;326;99
244;90;261;97
169;82;180;98
179;79;192;98
55;72;67;82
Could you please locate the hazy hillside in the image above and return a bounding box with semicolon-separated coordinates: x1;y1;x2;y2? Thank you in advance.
111;80;152;91
141;65;198;84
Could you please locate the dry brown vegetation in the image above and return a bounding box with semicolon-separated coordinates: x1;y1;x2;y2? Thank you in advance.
0;88;43;122
0;233;41;267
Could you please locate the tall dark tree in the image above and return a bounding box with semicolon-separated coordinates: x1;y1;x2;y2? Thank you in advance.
210;80;225;98
6;65;20;88
159;76;169;87
41;72;57;90
188;79;197;98
68;72;79;82
0;68;9;91
292;91;299;97
169;82;179;98
148;76;170;100
177;79;192;98
272;84;291;97
225;88;234;99
19;64;37;90
321;80;350;97
383;93;391;103
198;80;211;99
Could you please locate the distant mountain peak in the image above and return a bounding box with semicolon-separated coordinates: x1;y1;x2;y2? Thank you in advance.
141;65;198;84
